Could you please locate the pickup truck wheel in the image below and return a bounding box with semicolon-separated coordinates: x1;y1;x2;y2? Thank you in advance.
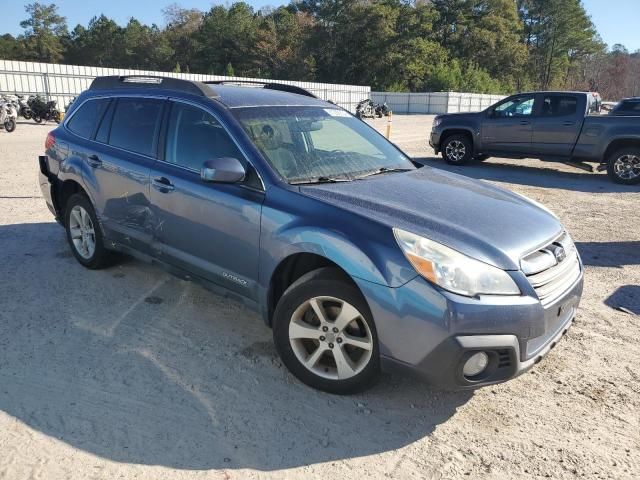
273;268;380;394
442;134;473;165
607;149;640;185
64;193;114;269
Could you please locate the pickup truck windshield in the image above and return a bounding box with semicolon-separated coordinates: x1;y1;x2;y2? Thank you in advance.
233;106;415;183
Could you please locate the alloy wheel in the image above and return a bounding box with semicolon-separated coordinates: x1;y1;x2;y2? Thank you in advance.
69;205;96;259
288;296;373;380
446;140;466;162
613;154;640;180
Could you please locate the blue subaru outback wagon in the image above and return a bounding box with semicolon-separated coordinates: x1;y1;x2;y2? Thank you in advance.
38;76;583;394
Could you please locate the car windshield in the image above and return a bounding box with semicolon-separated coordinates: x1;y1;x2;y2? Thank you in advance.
232;106;415;183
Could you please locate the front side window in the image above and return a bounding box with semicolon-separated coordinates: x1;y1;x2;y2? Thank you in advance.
541;96;578;117
165;103;244;171
109;98;163;156
493;96;535;117
67;98;110;139
233;106;415;184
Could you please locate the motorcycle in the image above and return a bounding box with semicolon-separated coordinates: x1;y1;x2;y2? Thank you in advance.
355;99;376;119
0;100;17;133
28;95;62;124
16;94;32;119
375;102;390;117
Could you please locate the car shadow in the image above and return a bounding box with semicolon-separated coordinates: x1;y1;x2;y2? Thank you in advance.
414;156;640;193
0;221;472;471
604;285;640;315
575;241;640;268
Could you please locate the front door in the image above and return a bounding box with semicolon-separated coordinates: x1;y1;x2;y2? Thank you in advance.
149;100;264;300
481;94;536;153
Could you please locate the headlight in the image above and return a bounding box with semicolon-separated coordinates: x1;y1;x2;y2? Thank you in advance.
393;228;520;297
432;117;442;128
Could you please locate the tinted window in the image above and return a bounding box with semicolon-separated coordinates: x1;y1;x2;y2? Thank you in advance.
617;100;640;113
541;96;578;117
95;100;115;143
67;98;110;139
109;98;163;156
493;96;535;117
165;102;244;171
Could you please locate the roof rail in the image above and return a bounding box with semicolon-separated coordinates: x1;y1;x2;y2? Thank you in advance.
205;80;318;99
89;76;219;98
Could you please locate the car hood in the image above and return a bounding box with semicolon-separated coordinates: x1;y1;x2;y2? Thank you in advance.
299;167;563;270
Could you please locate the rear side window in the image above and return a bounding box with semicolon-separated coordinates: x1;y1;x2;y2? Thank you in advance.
541;96;577;117
67;98;110;139
109;98;164;156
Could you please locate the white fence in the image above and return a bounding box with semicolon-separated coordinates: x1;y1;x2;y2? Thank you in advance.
371;91;506;114
0;60;371;113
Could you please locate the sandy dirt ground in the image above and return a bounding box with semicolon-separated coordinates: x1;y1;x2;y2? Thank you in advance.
0;118;638;480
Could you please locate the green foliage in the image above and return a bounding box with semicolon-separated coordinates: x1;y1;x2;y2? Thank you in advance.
3;0;635;98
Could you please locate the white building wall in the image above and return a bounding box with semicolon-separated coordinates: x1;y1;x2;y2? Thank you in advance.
0;60;371;113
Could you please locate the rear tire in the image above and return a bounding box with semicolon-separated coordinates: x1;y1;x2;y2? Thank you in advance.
273;268;380;394
64;193;114;269
606;148;640;185
33;115;43;124
442;134;473;165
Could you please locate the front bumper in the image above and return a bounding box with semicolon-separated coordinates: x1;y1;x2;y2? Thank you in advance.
355;269;583;389
429;131;440;153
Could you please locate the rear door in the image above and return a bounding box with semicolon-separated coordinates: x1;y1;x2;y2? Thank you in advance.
481;94;536;153
82;96;165;254
532;94;583;157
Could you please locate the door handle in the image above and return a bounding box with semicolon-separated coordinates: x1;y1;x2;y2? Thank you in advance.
562;121;575;126
520;120;530;125
87;154;102;167
152;176;175;192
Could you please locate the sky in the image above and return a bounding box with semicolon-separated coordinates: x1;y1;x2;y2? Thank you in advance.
4;0;640;53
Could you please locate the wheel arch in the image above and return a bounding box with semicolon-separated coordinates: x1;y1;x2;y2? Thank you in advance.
265;252;362;327
440;128;475;148
603;138;640;162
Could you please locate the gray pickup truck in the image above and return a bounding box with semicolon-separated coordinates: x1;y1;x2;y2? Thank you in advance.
429;91;640;184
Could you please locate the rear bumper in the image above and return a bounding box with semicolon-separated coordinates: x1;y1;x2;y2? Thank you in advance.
38;156;60;221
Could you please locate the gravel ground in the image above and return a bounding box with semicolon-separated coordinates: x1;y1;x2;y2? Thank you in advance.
0;118;638;480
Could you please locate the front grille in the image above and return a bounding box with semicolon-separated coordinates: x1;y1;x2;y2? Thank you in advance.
521;233;581;306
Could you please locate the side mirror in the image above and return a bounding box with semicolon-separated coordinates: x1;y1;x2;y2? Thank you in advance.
200;157;246;184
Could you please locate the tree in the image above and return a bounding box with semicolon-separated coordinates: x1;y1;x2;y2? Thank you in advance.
20;2;68;62
0;34;22;60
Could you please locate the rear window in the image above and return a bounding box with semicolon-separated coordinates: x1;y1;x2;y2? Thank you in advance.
108;98;164;156
66;98;110;139
616;100;640;113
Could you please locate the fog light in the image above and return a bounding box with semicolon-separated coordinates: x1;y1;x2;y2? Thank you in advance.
463;351;489;377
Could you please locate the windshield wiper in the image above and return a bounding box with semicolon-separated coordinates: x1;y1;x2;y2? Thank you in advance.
355;167;413;179
290;176;352;185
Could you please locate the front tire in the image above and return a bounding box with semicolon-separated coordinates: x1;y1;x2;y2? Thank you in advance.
607;148;640;185
442;134;473;165
64;193;114;269
33;115;43;124
273;268;380;394
4;118;16;132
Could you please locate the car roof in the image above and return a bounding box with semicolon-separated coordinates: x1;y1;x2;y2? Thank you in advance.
213;85;329;109
86;76;332;110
